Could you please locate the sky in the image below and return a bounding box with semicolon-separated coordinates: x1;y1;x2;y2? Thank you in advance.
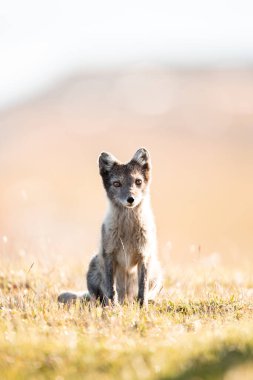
0;0;253;110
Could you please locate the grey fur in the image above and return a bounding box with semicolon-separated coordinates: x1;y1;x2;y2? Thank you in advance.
57;291;90;304
58;148;162;307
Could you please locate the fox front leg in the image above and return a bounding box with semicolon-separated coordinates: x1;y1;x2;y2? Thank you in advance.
137;259;149;307
103;252;116;305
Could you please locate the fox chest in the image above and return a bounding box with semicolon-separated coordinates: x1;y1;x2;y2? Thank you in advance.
103;220;147;268
115;239;141;270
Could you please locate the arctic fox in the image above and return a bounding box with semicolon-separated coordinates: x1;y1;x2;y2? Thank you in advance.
58;148;162;307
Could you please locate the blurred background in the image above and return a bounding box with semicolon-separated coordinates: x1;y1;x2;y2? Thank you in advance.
1;0;253;269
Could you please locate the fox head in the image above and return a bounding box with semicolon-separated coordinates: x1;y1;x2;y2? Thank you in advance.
98;148;151;208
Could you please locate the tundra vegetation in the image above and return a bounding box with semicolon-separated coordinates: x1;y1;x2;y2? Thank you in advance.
1;256;253;380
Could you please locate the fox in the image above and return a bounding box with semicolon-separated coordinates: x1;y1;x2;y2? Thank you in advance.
58;148;162;307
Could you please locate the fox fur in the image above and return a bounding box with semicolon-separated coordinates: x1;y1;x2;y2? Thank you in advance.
58;148;162;307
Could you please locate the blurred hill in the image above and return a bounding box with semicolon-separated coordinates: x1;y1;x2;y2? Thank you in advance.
0;67;253;267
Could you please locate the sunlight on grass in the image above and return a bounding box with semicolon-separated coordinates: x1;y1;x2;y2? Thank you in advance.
1;262;253;379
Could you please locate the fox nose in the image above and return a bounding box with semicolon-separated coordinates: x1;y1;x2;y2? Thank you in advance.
127;196;134;204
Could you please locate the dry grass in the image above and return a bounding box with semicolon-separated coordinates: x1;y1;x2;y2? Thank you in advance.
1;259;253;379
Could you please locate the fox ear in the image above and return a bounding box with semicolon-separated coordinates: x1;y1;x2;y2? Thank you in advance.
99;152;118;175
131;148;151;171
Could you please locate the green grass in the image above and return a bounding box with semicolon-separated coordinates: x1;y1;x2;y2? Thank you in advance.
1;262;253;379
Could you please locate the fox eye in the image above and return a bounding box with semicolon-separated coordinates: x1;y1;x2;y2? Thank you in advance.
113;181;121;187
135;179;142;186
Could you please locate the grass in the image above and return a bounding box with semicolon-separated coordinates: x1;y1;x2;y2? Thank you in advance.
1;260;253;379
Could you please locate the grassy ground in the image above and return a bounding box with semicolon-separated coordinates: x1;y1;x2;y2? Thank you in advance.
1;260;253;380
